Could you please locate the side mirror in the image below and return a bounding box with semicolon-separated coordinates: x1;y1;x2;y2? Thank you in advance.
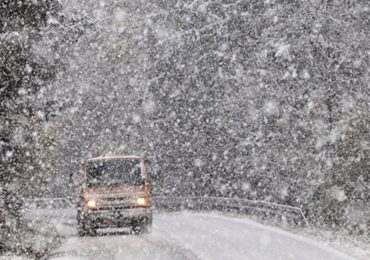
69;172;81;188
144;159;151;165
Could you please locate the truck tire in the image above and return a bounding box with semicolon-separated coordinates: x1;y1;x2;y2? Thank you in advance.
77;210;96;236
132;216;152;234
142;214;153;233
78;225;96;236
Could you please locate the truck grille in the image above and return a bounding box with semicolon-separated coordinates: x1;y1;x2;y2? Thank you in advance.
97;194;134;209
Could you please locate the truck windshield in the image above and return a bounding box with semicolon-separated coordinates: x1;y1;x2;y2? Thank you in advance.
86;159;143;188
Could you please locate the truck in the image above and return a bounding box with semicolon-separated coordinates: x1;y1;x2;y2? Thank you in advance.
77;155;152;236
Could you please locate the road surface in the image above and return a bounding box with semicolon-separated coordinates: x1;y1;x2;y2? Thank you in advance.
49;212;354;260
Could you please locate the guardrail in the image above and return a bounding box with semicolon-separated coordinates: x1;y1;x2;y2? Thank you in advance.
153;196;310;228
22;197;74;209
22;196;310;228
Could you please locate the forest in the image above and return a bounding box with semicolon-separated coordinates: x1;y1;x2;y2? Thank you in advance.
1;0;369;256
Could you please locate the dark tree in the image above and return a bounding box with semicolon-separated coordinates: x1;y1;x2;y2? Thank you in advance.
0;0;76;256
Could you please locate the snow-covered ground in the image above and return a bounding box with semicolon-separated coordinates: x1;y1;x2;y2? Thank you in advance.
49;212;355;260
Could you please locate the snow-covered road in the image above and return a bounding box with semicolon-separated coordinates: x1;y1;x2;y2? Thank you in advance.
50;212;354;260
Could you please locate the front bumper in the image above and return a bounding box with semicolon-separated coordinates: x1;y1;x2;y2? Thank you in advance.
78;207;152;229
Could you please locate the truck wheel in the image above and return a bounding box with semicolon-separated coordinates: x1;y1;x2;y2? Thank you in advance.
141;214;153;234
131;226;142;234
132;222;152;234
78;225;96;236
77;211;96;236
77;226;88;237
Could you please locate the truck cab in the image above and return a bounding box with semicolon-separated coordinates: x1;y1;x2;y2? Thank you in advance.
77;155;152;236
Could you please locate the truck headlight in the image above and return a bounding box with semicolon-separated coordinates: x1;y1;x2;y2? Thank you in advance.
136;197;147;206
86;199;97;209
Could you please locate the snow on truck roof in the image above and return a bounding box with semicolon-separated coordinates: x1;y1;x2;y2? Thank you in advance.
86;155;144;161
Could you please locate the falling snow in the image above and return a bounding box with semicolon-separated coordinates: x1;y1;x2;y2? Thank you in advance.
1;0;370;259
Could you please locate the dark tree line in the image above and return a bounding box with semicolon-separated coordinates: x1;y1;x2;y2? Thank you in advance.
0;0;86;256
